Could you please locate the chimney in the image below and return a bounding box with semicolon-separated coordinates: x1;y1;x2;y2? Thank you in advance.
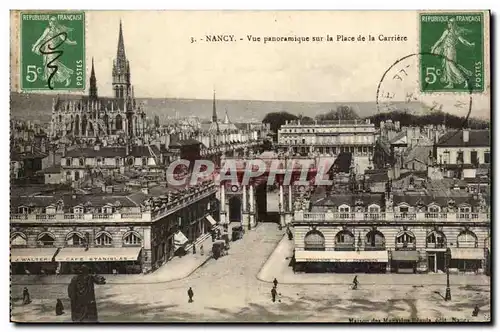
463;129;470;143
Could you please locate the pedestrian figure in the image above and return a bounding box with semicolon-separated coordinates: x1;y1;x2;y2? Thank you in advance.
352;275;359;290
56;299;64;316
273;278;278;288
193;244;196;254
22;287;31;305
67;264;106;322
187;287;194;303
200;245;204;256
271;286;277;303
472;305;479;317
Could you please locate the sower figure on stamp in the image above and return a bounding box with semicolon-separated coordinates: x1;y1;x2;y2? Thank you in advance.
187;287;194;303
67;264;106;322
31;16;77;88
431;18;475;89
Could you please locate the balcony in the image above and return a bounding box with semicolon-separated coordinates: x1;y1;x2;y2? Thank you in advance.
294;210;490;224
10;211;150;223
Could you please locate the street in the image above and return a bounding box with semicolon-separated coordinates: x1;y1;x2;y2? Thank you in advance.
11;223;490;323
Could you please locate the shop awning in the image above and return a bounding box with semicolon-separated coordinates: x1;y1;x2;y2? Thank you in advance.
206;215;217;226
55;247;142;262
391;250;419;261
295;250;388;263
450;248;485;260
174;231;189;250
10;248;59;263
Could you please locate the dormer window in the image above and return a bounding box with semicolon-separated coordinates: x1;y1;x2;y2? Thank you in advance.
18;206;28;214
73;206;84;214
45;205;56;214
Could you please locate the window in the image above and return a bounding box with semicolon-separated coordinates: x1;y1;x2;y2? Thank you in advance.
470;151;478;165
73;206;84;214
365;230;385;248
457;151;464;164
457;230;478;248
17;206;28;214
399;206;409;213
443;151;450;164
484;151;490;164
95;232;112;246
38;233;56;246
66;158;71;166
10;233;27;246
115;157;121;166
427;231;446;248
67;233;85;246
97;158;103;165
142;158;147;166
304;230;325;251
335;231;354;244
428;205;440;212
396;231;415;244
79;158;84;166
124;232;142;246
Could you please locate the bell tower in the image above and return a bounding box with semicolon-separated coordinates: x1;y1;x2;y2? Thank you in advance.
112;20;131;100
89;57;98;100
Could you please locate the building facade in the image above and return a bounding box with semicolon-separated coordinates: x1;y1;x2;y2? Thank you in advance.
10;181;219;274
291;183;490;274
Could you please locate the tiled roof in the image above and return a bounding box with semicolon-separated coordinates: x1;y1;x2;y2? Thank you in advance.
436;130;490;147
311;192;384;207
65;147;127;158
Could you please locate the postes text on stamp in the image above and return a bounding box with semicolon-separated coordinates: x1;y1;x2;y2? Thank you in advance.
20;12;85;91
420;12;484;93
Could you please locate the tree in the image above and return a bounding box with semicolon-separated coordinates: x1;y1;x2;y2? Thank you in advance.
262;111;298;134
316;105;360;121
154;115;160;128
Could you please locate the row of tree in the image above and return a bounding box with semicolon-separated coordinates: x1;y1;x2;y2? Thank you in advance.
262;106;489;135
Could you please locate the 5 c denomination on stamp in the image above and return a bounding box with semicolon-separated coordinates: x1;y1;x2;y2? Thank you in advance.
20;12;85;91
420;12;484;93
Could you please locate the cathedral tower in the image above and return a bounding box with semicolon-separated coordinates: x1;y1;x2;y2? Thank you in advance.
112;21;131;100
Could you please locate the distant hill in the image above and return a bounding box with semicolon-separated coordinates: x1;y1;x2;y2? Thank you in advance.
10;92;426;124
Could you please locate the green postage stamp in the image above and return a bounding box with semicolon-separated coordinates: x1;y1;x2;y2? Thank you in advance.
420;12;484;93
20;12;85;91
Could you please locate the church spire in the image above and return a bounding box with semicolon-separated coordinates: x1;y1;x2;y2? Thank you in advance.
116;20;127;68
212;90;218;123
89;57;98;100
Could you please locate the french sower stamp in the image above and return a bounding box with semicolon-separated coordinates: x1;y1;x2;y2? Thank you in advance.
20;12;85;91
420;12;484;92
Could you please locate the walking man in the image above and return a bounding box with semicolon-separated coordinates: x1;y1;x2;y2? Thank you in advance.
472;305;480;317
271;286;277;303
352;275;359;290
187;287;194;303
273;278;278;288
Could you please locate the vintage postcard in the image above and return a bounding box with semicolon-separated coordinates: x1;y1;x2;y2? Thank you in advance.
9;10;491;323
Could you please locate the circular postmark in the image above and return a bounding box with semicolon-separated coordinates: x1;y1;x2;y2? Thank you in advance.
376;53;473;144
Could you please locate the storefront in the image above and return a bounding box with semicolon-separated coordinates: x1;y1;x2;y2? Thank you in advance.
450;248;484;273
390;250;419;273
55;247;143;274
294;250;388;273
10;248;59;274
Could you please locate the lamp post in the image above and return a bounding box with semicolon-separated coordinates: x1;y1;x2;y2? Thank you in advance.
445;247;451;301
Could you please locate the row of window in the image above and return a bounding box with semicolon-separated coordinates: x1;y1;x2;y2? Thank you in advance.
440;150;490;164
10;231;142;247
17;205;119;215
331;204;471;213
65;157;150;167
303;229;480;250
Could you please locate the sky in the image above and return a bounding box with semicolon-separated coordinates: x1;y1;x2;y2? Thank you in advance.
10;11;490;118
